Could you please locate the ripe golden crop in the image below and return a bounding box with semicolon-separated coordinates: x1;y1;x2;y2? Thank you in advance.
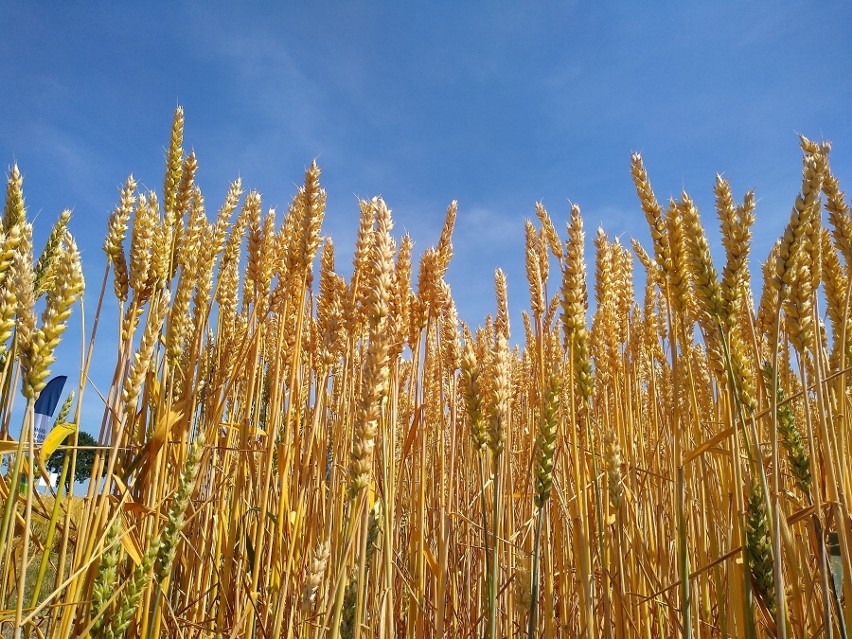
0;110;848;639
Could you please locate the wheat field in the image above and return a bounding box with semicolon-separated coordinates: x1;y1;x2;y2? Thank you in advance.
0;108;850;638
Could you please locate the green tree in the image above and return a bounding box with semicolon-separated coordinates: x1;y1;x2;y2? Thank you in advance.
46;431;101;490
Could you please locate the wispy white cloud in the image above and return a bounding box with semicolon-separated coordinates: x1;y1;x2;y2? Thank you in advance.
456;205;520;248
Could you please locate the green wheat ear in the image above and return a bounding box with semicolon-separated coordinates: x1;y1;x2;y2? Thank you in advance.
746;476;776;618
34;209;71;296
534;369;559;508
763;363;812;494
156;434;205;582
90;516;123;636
104;535;162;639
104;435;204;639
340;571;359;639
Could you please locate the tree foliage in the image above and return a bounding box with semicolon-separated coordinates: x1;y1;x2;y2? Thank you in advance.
45;430;101;489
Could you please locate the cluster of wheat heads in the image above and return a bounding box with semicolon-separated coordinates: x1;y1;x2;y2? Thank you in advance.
1;109;851;639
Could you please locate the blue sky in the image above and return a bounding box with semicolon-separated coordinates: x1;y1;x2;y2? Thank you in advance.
2;3;852;435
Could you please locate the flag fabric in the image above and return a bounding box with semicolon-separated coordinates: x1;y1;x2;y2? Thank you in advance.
33;375;67;444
